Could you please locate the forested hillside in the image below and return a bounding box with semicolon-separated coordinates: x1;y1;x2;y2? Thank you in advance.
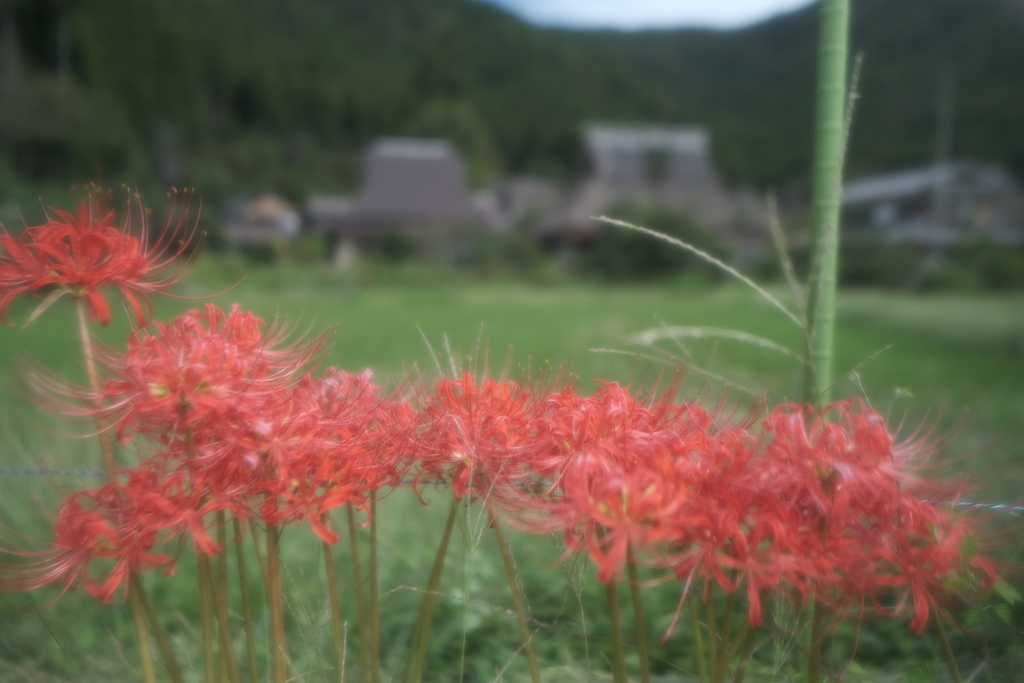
1;0;1021;205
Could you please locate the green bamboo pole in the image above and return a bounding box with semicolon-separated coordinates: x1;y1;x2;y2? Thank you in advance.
803;0;850;407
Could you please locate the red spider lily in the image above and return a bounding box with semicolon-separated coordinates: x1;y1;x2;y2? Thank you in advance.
97;304;324;441
0;186;198;327
415;371;542;503
755;400;995;632
0;481;176;603
512;382;755;584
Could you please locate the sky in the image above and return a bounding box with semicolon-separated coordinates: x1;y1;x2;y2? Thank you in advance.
479;0;817;30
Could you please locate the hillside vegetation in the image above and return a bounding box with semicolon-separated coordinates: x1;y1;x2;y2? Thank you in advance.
1;0;1022;205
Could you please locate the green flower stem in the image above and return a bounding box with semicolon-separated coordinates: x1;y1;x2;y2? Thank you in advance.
626;546;650;683
369;491;382;683
133;573;185;683
935;615;963;683
265;523;289;683
403;499;459;683
197;554;218;683
807;595;826;683
803;0;850;405
213;514;241;683
705;585;718;683
321;513;346;683
74;297;160;683
232;518;260;683
490;512;541;683
347;503;373;679
730;622;757;683
128;576;159;683
689;596;710;683
605;579;628;683
715;590;736;683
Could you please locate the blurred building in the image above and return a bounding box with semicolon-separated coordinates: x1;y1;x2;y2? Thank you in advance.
842;161;1024;246
544;124;765;246
223;194;301;245
307;138;496;262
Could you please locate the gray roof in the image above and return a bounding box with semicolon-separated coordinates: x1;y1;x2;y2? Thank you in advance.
843;162;1016;205
584;124;709;155
353;138;475;221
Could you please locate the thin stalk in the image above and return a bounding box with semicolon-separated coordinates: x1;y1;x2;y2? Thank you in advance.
128;576;159;683
689;597;710;683
321;514;346;683
605;580;628;683
369;492;382;683
626;546;650;683
807;595;825;683
232;518;260;683
74;297;159;683
705;585;718;683
935;616;963;683
347;503;373;680
197;554;218;683
490;513;541;683
403;499;459;683
265;523;289;683
248;520;268;585
802;0;850;405
134;573;185;683
74;296;117;479
730;622;757;683
715;590;737;683
213;514;241;683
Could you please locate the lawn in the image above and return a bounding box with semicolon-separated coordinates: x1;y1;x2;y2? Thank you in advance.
1;260;1022;681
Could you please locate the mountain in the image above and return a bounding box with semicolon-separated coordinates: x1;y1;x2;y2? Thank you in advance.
579;0;1024;187
1;0;1022;204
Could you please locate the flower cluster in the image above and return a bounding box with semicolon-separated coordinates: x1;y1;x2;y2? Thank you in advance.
4;303;995;636
412;380;995;635
5;304;411;601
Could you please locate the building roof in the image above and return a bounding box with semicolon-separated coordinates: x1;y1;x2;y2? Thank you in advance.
353;137;475;222
843;162;1016;206
584;124;709;156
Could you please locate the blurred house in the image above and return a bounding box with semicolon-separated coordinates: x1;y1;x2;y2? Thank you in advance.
495;176;561;228
544;124;765;246
842;161;1024;246
223;194;300;245
307;138;496;261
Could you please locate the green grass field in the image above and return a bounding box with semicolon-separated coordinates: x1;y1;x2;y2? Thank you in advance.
1;260;1022;681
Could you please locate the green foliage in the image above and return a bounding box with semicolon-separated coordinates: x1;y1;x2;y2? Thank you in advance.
1;0;1022;196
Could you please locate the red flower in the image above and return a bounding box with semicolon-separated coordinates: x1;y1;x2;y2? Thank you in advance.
0;186;197;326
99;304;323;441
0;481;175;603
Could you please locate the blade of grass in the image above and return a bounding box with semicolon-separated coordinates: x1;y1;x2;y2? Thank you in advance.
627;326;806;363
766;193;807;325
595;216;802;328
